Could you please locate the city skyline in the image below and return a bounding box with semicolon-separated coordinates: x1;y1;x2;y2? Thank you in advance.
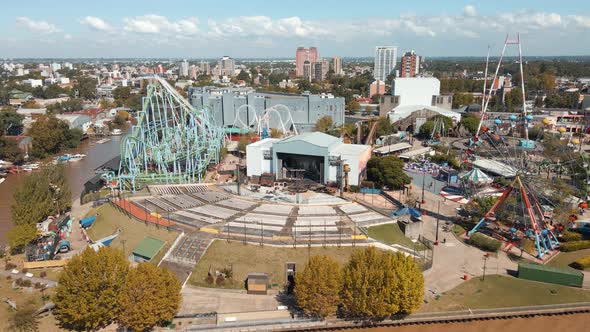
1;1;590;58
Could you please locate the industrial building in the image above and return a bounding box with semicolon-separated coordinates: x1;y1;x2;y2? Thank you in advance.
246;132;371;186
188;87;345;133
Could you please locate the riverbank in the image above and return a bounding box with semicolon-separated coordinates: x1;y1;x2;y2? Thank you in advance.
0;135;124;244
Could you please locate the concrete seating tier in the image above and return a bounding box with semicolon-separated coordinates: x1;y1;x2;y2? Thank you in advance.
252;204;293;215
188;205;238;219
297;205;337;216
216;198;258;210
190;191;230;203
338;203;368;214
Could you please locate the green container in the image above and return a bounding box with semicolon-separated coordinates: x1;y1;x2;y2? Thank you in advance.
518;262;584;288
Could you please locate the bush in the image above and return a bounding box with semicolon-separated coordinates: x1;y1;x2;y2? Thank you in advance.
215;275;225;286
21;268;28;274
560;231;582;242
21;279;32;287
467;233;502;252
39;271;47;278
452;224;466;236
570;255;590;270
5;262;16;270
560;240;590;252
205;273;214;284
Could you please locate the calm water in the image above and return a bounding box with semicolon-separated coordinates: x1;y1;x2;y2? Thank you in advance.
0;135;124;244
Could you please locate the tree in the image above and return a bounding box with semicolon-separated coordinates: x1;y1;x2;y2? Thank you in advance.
75;76;97;99
0;107;25;135
371;94;382;104
314;116;334;133
459;114;480;135
366;155;411;190
270;128;283;138
7;224;38;253
340;247;424;321
452;92;474;108
375;117;395;138
418;115;453;138
21;100;41;109
28;115;82;158
9;301;39;332
112;86;131;101
99;98;115;110
295;255;342;318
347;100;360;112
504;88;523;111
118;263;181;331
236;70;250;81
53;247;130;331
0;137;25;164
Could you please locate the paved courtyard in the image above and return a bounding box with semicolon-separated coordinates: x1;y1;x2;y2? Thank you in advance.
179;285;280;314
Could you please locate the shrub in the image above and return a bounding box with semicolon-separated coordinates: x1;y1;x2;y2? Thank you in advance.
5;262;16;270
215;275;225;286
570;255;590;270
467;233;502;252
21;279;32;287
452;224;466;236
21;268;28;274
220;267;233;279
559;240;590;252
39;271;47;278
34;282;43;289
205;273;214;284
560;231;582;242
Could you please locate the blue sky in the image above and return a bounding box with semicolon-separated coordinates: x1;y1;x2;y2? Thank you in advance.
1;0;589;58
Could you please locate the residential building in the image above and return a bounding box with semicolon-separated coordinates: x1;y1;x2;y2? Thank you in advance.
50;62;62;71
374;46;397;81
188;86;345;133
303;61;312;81
312;59;330;81
400;50;420;78
199;61;211;75
369;80;386;98
189;65;198;80
295;47;319;76
218;56;235;77
180;59;189;77
22;79;43;88
332;56;343;76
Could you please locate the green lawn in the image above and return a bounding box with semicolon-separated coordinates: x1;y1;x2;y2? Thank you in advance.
85;204;179;263
546;249;590;271
190;240;364;289
421;274;590;312
367;223;422;249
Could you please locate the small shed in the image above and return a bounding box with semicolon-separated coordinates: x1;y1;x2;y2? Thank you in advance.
247;273;269;295
131;237;165;263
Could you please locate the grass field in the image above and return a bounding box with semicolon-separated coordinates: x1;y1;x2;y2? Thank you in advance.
367;223;422;249
85;204;179;263
190;240;364;289
546;249;590;271
0;278;63;331
421;275;590;312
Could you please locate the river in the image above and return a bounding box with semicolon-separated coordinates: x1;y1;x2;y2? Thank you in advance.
0;135;124;244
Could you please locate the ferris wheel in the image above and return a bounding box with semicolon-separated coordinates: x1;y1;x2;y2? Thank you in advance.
464;34;586;259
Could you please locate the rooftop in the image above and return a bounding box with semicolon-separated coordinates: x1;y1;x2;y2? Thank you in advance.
276;132;341;148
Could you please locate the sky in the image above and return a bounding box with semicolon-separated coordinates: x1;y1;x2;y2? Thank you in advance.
1;0;589;58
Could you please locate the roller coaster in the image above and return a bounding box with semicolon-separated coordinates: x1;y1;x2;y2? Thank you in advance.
117;76;226;192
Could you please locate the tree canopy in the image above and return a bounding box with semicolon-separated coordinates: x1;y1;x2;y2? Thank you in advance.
118;263;181;331
459;114;480;135
295;255;342;318
418;115;453;138
53;247;130;331
0;107;25;135
367;155;411;190
28;114;82;158
340;247;424;320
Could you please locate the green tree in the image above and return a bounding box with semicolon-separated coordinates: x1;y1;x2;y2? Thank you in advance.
452;92;474;108
387;251;424;314
53;247;130;331
236;70;250;81
0;107;25;135
366;155;411;190
7;224;38;253
371;94;382;104
459;114;480;135
295;255;342;318
75;77;97;99
118;263;181;331
504;88;523;111
418;115;453;138
9;301;39;332
0;138;25;164
270;128;283;138
28;115;82;158
112;86;131;101
375;117;395;137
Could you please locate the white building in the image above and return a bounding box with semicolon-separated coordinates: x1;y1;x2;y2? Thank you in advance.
50;62;62;71
391;77;441;106
180;59;189;77
332;56;343;76
218;56;235;77
246;138;279;178
22;79;43;88
374;46;397;82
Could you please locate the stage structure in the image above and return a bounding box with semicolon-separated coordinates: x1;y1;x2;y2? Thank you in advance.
118;76;226;192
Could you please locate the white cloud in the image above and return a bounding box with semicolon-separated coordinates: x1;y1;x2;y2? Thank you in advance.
123;15;199;35
16;17;60;34
64;34;72;40
570;15;590;28
206;16;330;38
464;5;477;17
80;16;112;31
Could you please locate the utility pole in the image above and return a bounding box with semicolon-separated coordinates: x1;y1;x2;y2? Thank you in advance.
420;172;426;208
482;253;489;281
435;201;440;244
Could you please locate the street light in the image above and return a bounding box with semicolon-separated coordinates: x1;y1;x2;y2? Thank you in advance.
482;253;490;281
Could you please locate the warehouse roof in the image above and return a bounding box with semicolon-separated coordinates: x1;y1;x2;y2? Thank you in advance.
373;142;412;155
132;237;165;260
388;105;462;123
277;132;340;148
331;143;371;156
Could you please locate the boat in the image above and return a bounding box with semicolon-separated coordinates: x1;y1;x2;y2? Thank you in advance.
96;138;111;144
69;154;86;161
110;129;122;136
23;163;40;170
80;215;97;229
57;154;72;162
0;178;5;185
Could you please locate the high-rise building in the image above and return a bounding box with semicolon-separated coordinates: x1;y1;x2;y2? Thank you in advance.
303;61;312;81
189;65;198;80
332;56;343;76
312;59;330;81
400;50;420;78
199;61;211;75
156;64;165;74
295;47;319;76
373;46;397;81
218;56;235;77
369;80;386;98
180;59;189;77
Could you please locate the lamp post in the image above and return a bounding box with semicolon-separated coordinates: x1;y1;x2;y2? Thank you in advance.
435;201;441;244
482;253;490;281
420;172;426;208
